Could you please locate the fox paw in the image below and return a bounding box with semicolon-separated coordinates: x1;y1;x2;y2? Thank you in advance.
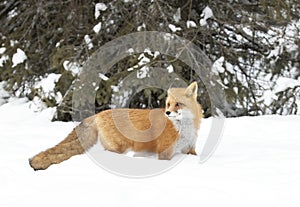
187;149;197;155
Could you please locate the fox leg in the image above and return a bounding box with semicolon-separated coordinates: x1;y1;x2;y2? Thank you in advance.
103;144;129;154
158;145;175;160
187;147;197;155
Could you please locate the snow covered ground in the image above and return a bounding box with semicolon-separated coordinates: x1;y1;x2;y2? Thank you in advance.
1;98;300;207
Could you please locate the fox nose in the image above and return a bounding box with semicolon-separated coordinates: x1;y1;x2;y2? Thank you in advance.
165;111;171;116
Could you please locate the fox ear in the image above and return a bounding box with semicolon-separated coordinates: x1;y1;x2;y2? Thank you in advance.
185;82;198;97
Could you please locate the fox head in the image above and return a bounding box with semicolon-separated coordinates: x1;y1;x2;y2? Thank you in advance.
165;82;202;126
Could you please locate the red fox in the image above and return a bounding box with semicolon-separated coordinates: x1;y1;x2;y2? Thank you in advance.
29;82;203;170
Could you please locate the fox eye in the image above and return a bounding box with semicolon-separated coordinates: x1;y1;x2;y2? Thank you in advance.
176;102;184;107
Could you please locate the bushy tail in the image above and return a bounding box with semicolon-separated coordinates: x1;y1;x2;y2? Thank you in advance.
29;117;98;171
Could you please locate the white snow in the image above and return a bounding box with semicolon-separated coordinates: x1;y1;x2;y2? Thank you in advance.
266;19;300;66
153;51;160;58
7;7;18;20
166;64;174;73
0;54;9;67
84;35;93;49
93;22;102;33
108;20;114;25
168;24;182;32
127;48;134;54
137;66;150;79
274;77;300;93
99;73;109;81
1;95;300;207
55;41;61;48
186;20;197;28
33;73;62;106
95;3;107;19
211;56;225;74
138;53;151;65
29;96;47;112
63;60;82;75
256;75;300;112
0;47;6;54
10;40;18;47
173;8;181;23
12;48;27;68
200;6;214;26
137;23;146;31
143;48;152;57
35;73;61;94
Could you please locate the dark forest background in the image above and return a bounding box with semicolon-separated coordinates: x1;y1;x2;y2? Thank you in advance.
0;0;299;121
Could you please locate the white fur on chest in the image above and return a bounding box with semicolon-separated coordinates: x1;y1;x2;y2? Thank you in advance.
168;109;197;154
